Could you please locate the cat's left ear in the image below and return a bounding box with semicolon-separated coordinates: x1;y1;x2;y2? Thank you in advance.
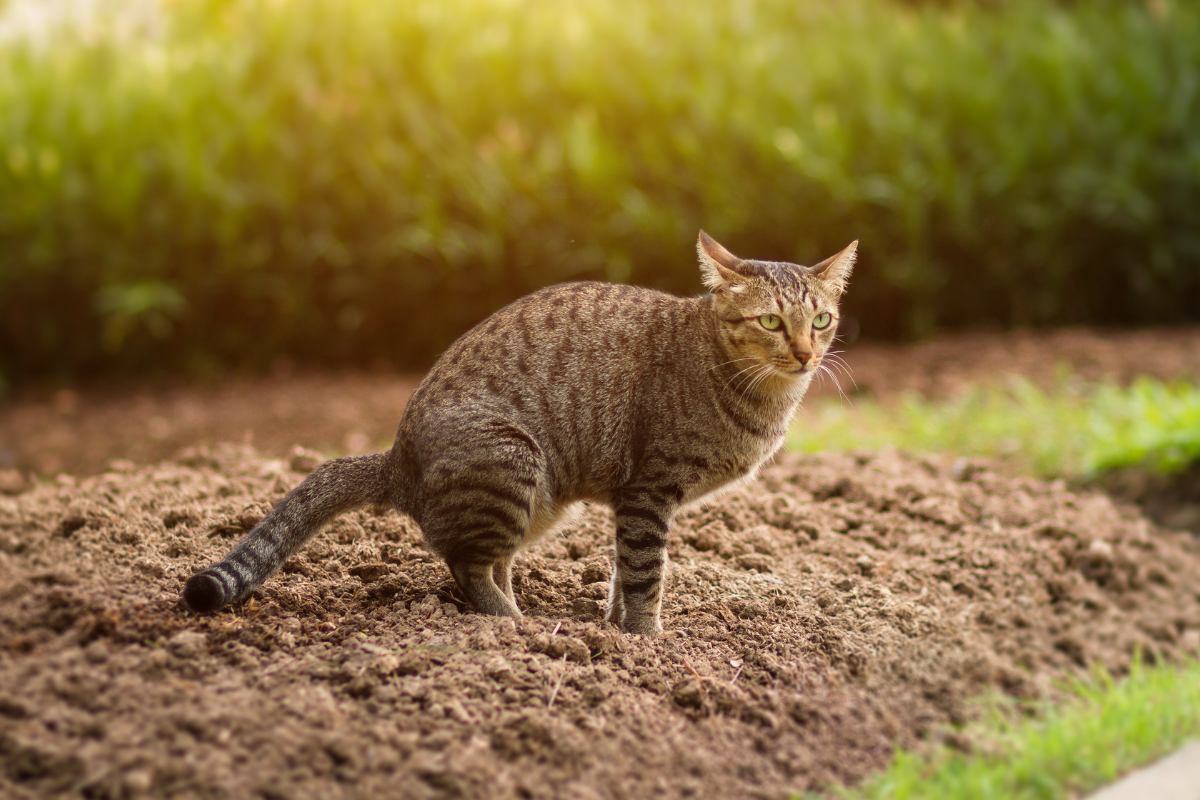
809;240;858;295
697;230;749;292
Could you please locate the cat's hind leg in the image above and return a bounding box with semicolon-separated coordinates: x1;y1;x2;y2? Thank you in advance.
493;554;516;605
424;489;530;618
416;416;547;619
450;557;521;618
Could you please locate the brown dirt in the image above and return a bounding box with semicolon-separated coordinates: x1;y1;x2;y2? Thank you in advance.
2;327;1197;480
0;369;419;480
3;446;1199;799
836;326;1200;400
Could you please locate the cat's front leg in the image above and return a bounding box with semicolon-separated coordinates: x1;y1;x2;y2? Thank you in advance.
611;490;675;636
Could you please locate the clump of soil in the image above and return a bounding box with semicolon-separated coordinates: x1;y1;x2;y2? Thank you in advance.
2;446;1199;798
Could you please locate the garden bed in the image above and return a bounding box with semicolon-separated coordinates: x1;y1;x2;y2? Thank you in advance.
2;446;1197;797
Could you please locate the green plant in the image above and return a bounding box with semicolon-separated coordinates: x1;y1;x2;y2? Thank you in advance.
2;0;1199;382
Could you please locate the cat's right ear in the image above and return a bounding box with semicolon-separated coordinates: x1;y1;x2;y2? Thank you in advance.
697;231;747;292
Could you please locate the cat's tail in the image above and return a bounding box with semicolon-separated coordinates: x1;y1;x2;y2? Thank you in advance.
182;452;391;613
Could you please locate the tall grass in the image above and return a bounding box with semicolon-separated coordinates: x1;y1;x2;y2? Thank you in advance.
2;0;1199;383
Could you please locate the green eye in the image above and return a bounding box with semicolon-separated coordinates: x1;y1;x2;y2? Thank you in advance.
758;314;783;331
812;312;833;330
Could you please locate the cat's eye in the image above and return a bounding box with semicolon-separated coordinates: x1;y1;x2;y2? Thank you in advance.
758;314;783;331
812;312;833;330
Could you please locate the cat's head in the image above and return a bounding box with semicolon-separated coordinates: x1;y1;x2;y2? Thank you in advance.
698;230;856;384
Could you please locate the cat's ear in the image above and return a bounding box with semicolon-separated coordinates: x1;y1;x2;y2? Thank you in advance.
809;240;858;294
697;230;748;292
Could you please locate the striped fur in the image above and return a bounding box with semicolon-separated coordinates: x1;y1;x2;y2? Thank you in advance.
182;232;856;635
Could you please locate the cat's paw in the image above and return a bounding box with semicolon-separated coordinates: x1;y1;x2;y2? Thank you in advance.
620;615;662;637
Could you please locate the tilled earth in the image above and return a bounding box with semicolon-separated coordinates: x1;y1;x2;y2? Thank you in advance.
2;446;1199;799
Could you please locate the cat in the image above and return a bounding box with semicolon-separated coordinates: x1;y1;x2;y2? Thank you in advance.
183;232;856;635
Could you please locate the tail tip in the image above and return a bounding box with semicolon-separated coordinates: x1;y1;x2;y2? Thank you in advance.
183;572;226;613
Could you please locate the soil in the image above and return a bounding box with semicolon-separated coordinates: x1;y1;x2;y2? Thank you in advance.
1100;465;1200;534
2;327;1197;481
835;326;1200;400
3;446;1199;799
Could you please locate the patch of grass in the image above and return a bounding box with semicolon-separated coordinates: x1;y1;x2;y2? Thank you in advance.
791;377;1200;478
823;658;1200;800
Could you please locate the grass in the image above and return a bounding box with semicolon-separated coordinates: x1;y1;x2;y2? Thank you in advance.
825;658;1200;800
791;376;1200;479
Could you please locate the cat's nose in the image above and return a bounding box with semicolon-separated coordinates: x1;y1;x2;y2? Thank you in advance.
793;350;813;366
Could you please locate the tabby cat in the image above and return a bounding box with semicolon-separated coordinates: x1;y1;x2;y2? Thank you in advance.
183;232;857;635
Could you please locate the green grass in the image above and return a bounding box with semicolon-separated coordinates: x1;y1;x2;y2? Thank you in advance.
791;376;1200;478
824;658;1200;800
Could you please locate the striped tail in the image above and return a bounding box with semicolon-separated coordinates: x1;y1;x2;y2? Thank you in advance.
182;452;390;613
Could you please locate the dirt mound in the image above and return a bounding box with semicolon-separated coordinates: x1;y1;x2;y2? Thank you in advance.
2;447;1198;798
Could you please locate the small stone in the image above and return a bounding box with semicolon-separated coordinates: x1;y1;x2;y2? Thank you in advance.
855;555;875;576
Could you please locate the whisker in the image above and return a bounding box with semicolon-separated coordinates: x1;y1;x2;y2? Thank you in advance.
722;362;762;390
825;361;856;389
746;365;774;398
707;356;761;374
739;364;772;401
819;364;852;405
823;352;857;388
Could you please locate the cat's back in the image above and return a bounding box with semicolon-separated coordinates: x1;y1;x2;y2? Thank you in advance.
427;281;690;388
401;281;699;448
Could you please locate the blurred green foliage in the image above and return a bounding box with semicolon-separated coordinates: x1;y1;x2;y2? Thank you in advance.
2;0;1199;383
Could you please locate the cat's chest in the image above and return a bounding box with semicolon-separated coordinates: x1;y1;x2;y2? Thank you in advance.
681;431;786;506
